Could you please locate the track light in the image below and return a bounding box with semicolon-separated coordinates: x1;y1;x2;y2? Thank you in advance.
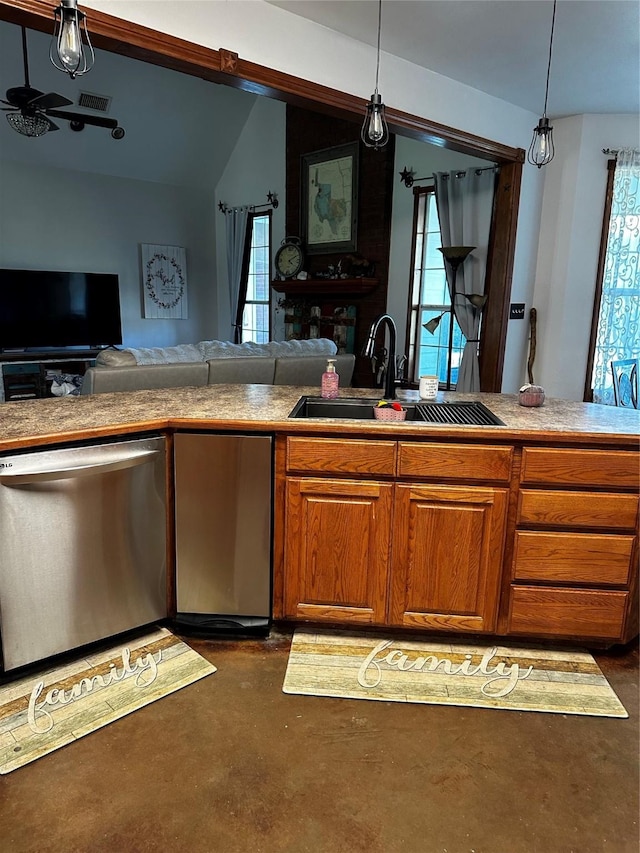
50;0;94;79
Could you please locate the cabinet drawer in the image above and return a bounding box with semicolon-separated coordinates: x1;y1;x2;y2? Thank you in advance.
398;442;512;482
513;531;635;586
521;447;639;489
518;490;638;530
286;437;396;476
508;586;628;639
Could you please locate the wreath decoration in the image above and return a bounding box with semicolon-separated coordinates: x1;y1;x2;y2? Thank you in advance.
145;253;185;309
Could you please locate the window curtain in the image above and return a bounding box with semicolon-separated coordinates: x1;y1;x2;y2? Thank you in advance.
592;148;640;405
433;169;496;392
225;206;250;343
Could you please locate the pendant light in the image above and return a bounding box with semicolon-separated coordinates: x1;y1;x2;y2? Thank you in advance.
50;0;94;79
361;0;389;150
528;0;557;168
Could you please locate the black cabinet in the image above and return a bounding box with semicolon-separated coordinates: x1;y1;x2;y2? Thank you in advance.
0;351;98;401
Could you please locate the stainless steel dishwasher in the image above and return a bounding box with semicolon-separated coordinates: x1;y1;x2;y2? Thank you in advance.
173;432;272;635
0;436;167;671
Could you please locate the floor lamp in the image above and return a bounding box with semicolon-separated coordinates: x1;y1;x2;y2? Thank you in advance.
438;246;475;390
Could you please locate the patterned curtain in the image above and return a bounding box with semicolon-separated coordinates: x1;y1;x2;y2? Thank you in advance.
592;148;640;404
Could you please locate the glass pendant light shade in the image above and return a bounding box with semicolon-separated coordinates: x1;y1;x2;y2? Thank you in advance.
6;111;50;137
361;92;390;149
528;116;555;168
423;311;449;335
50;0;94;79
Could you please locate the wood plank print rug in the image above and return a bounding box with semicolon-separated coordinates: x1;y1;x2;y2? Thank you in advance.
283;630;627;718
0;627;216;774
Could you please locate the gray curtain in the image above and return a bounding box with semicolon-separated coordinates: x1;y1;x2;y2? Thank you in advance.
433;169;496;392
225;206;250;342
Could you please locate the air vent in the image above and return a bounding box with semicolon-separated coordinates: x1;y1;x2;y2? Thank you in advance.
77;91;111;113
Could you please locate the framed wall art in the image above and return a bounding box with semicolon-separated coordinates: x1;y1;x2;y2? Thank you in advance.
141;244;188;319
301;142;358;255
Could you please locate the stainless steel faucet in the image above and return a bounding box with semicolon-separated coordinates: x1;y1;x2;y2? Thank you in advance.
363;313;397;399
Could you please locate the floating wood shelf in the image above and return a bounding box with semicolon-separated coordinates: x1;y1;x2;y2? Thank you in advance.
271;278;378;296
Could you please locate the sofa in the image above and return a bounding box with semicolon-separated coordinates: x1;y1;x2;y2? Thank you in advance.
81;338;355;395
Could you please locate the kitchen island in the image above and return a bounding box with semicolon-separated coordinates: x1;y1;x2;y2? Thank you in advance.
0;385;638;648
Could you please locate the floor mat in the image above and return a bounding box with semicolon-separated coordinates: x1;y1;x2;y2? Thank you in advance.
283;629;627;718
0;626;216;773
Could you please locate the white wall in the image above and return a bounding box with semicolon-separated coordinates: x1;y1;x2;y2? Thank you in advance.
532;114;640;399
0;161;217;347
213;96;286;340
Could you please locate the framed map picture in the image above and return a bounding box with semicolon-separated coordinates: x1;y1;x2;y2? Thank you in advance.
301;143;358;255
141;244;188;319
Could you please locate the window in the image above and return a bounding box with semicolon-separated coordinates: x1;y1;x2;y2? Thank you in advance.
406;187;466;388
241;212;271;344
586;151;640;404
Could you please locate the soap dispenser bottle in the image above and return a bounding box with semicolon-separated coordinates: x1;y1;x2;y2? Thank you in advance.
321;358;339;399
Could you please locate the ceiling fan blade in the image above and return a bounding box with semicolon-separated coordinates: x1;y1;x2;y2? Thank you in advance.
29;92;73;110
46;117;61;132
47;108;119;130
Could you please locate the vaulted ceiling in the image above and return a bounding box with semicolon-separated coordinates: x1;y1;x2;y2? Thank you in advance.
268;0;640;116
0;20;261;188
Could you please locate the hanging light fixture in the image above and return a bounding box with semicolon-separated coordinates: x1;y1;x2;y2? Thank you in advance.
50;0;95;79
5;111;51;138
361;0;389;150
528;0;557;168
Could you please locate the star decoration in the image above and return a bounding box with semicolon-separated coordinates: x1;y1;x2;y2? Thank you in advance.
399;167;415;187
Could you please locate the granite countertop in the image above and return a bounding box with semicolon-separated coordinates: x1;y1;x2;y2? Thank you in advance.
0;385;638;452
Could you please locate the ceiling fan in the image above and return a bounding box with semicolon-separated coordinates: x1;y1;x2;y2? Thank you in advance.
1;26;124;139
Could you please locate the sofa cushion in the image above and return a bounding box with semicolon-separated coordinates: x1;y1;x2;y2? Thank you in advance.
95;348;137;367
207;357;276;384
125;343;204;365
81;362;209;394
198;338;338;360
273;354;355;387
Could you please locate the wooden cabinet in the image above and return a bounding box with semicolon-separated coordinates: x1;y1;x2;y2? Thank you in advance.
507;446;639;643
278;435;639;644
280;437;510;633
283;477;392;624
389;484;508;632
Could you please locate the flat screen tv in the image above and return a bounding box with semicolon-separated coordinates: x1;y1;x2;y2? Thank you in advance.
0;269;122;350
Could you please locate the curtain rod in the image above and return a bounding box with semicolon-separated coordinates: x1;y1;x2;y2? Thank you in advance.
602;149;619;156
399;164;498;188
218;191;278;215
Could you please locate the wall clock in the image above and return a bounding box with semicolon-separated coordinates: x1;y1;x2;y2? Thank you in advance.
275;236;305;279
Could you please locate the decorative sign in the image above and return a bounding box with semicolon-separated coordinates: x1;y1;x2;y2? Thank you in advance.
141;244;188;319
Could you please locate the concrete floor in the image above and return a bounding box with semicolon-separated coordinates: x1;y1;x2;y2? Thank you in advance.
0;630;638;853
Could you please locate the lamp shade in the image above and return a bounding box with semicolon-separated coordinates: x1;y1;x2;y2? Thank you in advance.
6;111;50;137
438;246;476;263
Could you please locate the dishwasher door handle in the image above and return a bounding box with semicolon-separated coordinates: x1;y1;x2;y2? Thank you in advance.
0;450;159;485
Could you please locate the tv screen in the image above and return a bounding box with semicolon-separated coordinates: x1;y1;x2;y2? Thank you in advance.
0;269;122;350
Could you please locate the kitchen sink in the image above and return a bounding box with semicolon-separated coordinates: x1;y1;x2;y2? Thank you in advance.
288;397;505;426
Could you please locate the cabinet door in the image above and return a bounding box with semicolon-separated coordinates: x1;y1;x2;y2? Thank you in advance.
389;484;508;632
283;477;393;624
